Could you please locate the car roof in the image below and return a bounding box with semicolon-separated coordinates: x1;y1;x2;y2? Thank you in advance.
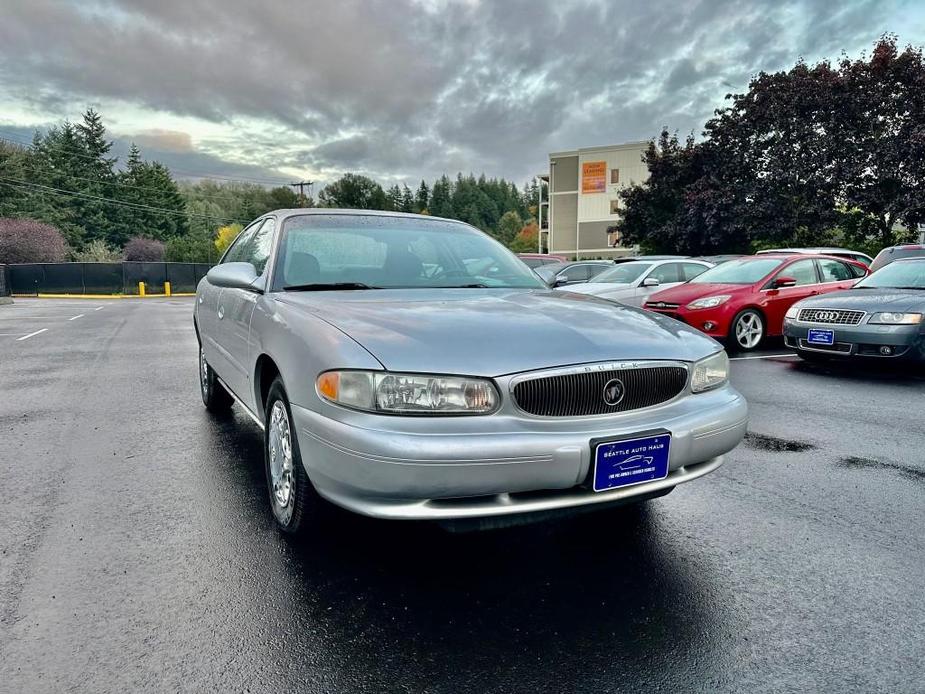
267;208;468;225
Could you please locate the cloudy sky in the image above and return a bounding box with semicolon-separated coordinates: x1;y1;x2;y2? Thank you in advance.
2;0;924;190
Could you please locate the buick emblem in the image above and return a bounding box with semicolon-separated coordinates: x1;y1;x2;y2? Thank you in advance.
603;378;626;406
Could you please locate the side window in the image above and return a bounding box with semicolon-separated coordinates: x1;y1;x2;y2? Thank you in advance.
587;264;610;279
647;263;681;284
777;259;818;286
818;259;852;282
848;262;867;279
245;218;276;274
681;262;709;281
560;265;590;282
222;221;261;264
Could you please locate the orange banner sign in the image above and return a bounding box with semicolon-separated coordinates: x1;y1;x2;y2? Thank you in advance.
582;161;607;194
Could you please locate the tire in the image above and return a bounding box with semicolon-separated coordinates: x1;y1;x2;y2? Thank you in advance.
729;309;765;352
264;377;322;535
199;345;233;413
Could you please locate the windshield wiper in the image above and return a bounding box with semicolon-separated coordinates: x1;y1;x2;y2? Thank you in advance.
893;286;925;290
283;282;378;291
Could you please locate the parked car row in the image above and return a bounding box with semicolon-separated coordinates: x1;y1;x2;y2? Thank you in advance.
533;244;925;359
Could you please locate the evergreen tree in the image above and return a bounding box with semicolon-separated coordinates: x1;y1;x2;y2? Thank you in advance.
74;108;119;245
429;175;454;218
400;184;414;213
414;180;430;213
386;184;404;211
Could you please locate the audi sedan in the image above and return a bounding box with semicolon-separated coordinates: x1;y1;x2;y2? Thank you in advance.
644;254;867;351
783;258;925;361
195;210;748;534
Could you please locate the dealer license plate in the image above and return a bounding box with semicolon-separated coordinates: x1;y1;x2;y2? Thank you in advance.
807;328;835;345
592;432;671;492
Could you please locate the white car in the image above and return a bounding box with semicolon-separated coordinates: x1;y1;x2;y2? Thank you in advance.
561;259;713;306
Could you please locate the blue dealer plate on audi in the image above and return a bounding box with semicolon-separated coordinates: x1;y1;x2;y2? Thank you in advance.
807;328;835;345
592;432;671;492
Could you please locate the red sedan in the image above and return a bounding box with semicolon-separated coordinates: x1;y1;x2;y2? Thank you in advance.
643;254;868;351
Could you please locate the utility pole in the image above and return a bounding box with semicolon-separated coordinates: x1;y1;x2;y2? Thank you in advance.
289;180;313;207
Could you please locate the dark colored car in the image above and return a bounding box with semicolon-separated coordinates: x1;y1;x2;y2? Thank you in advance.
783;258;925;361
869;244;925;273
516;253;569;269
534;260;614;286
643;254;868;351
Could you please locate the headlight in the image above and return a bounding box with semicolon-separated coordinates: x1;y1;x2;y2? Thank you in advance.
691;351;729;393
316;370;499;415
686;295;731;310
785;305;800;319
868;312;923;325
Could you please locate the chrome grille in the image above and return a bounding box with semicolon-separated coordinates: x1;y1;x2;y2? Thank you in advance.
512;364;689;417
798;308;864;325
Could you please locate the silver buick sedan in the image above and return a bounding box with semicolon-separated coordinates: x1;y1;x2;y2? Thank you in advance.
195;210;748;534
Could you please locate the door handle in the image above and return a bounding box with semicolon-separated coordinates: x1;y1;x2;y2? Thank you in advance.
218;306;225;320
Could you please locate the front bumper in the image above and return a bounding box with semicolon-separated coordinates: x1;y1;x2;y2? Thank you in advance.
645;304;735;340
291;385;748;520
783;319;925;359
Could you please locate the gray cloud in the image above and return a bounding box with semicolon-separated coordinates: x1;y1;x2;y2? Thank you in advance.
0;0;921;188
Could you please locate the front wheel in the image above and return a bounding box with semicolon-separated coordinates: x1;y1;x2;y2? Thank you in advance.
264;378;323;535
200;346;233;412
729;309;765;352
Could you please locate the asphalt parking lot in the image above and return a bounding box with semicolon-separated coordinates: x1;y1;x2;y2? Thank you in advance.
1;297;923;692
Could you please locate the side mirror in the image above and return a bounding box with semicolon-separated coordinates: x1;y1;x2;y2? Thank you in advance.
206;262;261;291
553;276;570;287
773;276;797;288
642;277;660;288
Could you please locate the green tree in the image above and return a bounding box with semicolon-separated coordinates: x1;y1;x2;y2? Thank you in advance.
496;210;524;247
386;184;404;211
72;239;121;262
414;180;430;213
317;173;388;209
429;175;454;218
400;184;414;213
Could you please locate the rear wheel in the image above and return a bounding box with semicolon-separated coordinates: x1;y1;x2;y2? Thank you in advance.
729;309;765;352
264;377;323;535
200;345;233;412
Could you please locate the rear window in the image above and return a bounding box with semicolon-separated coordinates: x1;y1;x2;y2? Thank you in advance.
870;247;925;273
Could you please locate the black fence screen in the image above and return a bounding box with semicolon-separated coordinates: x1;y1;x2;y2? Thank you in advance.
0;264;10;297
9;262;213;295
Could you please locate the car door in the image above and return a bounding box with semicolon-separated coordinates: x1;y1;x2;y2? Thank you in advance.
201;221;261;381
631;262;683;305
218;217;277;404
760;258;820;334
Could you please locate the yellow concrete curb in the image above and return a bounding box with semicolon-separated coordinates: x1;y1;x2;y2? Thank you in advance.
13;293;196;299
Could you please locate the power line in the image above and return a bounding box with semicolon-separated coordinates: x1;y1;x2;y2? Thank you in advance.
289;180;313;207
0;176;246;223
0;131;292;187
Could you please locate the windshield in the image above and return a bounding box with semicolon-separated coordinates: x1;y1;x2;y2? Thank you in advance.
691;257;785;285
592;262;653;284
272;214;545;290
856;259;925;289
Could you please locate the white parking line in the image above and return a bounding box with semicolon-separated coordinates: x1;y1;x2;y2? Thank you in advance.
94;306;104;311
69;314;85;321
730;353;799;361
17;328;48;341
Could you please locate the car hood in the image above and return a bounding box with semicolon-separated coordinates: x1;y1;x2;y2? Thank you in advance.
795;288;925;312
276;288;720;376
646;283;748;305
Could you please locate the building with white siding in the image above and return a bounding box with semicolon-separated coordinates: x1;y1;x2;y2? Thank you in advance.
537;141;649;259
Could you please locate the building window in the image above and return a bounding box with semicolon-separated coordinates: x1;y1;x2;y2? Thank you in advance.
610;199;620;214
610;168;620;184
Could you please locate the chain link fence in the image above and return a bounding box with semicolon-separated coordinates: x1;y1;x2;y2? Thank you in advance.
8;262;212;296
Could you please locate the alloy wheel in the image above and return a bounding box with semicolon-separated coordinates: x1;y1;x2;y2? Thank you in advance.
734;312;763;349
267;400;295;523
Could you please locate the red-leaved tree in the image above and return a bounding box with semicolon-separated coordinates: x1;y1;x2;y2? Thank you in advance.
0;218;68;264
123;236;165;262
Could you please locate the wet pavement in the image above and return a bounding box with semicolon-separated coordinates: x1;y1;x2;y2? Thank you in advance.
1;298;923;692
